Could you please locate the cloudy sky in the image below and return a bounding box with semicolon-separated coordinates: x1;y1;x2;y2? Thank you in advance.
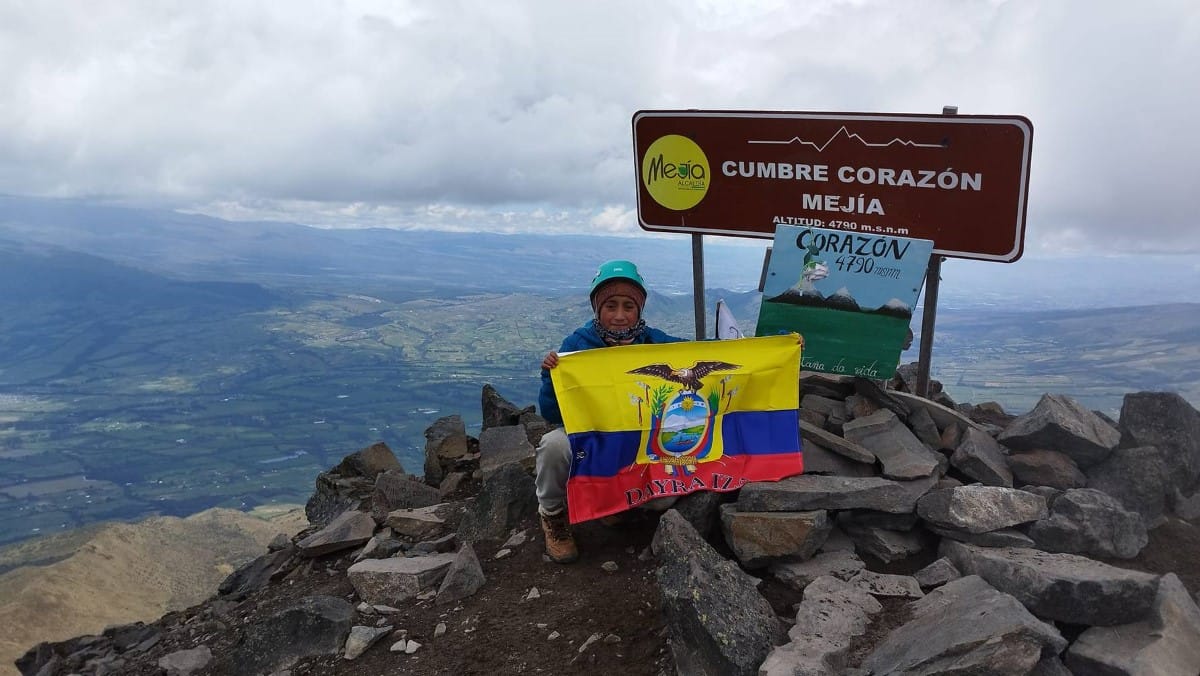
1;0;1198;255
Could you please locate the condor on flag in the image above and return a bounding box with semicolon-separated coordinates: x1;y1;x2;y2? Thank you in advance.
550;334;803;524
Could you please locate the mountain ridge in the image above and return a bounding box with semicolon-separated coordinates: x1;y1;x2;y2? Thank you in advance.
0;506;306;676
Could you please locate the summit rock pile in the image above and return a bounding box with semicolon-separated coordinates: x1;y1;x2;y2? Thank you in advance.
16;369;1200;675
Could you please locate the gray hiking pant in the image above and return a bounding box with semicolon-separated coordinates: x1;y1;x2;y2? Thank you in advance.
535;427;571;515
534;426;678;516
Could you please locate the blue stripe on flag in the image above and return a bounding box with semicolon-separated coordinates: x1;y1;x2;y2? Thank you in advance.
721;410;801;455
567;409;800;478
567;430;642;477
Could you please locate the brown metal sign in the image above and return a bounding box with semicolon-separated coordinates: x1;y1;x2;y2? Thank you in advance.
632;110;1033;262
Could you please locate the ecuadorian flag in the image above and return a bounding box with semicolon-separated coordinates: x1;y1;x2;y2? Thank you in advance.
551;334;803;524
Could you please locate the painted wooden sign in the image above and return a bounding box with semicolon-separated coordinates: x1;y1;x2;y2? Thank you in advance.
756;224;933;379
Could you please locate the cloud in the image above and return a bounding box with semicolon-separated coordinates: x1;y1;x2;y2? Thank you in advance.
1;0;1197;253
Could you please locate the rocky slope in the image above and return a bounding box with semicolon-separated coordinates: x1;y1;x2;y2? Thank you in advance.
14;373;1200;676
1;507;306;676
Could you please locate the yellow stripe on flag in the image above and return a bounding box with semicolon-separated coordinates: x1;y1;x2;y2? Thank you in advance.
552;335;801;433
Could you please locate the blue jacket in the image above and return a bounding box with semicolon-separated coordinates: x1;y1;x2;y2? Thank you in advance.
539;322;684;425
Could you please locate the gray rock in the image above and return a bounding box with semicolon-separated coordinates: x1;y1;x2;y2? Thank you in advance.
305;473;373;528
355;533;404;561
913;557;961;590
927;525;1036;548
941;540;1160;625
410;532;458;554
768;549;866;591
478;425;536;479
219;545;296;600
423;415;468;487
799;419;875;463
800;372;856;400
838;519;928;564
843;409;942;479
343;625;392;660
718;504;830;568
346;553;457;605
759;576;882;676
839;509;918;531
384;504;450;540
844;393;879;420
887;389;986;435
1022;484;1063;503
1028;487;1148;559
852;377;913;420
518;410;555;448
801;393;846;418
1175;490;1200;520
438;471;467;497
670;489;725;540
739;474;938;514
1008;449;1087;489
1119;391;1200;499
998;393;1120;468
297;510;377;558
934;476;963;490
848;569;923;599
436;544;486;606
652;510;783;676
481;384;534;431
225;595;354;675
332;441;404;479
800;441;877;477
916;485;1047;533
862;575;1065;675
157;646;212;676
1029;656;1073;675
800;407;827;428
456;461;537;542
951;427;1014;487
372;470;442;521
940;423;964;452
1067;573;1200;676
907;406;943;449
817;525;856;553
1087;445;1168;527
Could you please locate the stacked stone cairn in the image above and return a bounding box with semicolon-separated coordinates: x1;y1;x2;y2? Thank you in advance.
17;371;1200;675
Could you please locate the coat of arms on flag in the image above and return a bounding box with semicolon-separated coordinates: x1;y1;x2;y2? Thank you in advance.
550;335;804;523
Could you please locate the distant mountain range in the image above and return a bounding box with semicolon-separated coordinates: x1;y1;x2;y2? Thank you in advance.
0;194;1197;553
4;194;1198;310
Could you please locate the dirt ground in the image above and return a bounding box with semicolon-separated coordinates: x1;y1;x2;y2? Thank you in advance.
105;512;1200;676
124;513;672;676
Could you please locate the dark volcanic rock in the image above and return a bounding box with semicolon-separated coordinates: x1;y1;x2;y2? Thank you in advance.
1119;391;1200;501
456;461;537;542
220;595;353;675
998;394;1119;468
481;384;535;431
941;540;1160;626
306;442;402;526
653;509;783;676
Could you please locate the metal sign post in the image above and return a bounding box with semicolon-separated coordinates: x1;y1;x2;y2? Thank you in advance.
915;106;957;397
691;233;706;340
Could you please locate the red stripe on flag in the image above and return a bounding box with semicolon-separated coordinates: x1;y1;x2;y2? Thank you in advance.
566;452;803;524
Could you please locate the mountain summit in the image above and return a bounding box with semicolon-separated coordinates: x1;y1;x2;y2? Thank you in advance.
13;373;1200;676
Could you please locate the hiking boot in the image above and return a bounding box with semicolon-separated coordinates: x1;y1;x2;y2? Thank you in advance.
540;509;578;564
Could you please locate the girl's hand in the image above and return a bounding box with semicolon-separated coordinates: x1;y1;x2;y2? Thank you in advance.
542;351;559;370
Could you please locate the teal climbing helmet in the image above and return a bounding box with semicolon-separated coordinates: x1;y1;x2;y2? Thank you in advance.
589;259;646;300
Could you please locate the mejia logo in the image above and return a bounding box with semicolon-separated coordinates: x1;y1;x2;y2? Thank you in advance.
641;134;710;211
